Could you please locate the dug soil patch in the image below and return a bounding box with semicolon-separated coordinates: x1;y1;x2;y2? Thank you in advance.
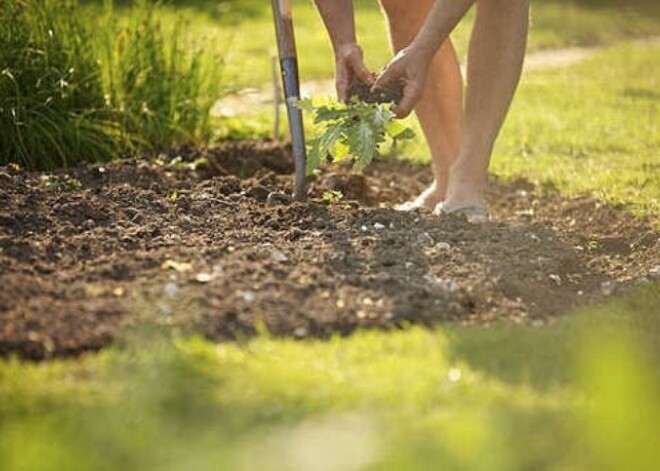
1;142;658;360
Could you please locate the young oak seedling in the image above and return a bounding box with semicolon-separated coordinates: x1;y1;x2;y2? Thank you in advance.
297;97;414;175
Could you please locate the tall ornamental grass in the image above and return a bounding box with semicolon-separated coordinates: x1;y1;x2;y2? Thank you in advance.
100;0;216;151
0;0;218;170
0;0;116;169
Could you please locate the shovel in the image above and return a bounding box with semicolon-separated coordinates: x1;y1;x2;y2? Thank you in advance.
271;0;307;200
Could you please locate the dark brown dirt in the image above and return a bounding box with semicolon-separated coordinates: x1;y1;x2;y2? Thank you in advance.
348;80;404;105
1;141;658;360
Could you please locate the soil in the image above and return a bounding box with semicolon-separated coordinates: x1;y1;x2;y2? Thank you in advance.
348;80;403;105
1;141;658;360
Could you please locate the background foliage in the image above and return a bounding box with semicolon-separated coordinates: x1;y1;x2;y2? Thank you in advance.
0;0;217;170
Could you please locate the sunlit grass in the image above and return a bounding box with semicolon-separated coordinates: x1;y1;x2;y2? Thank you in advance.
391;42;660;219
1;286;658;470
493;43;660;218
0;0;218;169
89;0;660;91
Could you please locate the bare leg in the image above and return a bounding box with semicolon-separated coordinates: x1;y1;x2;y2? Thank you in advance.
380;0;463;210
439;0;529;221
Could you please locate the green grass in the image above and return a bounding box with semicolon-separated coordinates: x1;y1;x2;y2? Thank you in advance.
107;0;660;91
400;42;660;218
0;0;114;169
99;0;218;149
1;286;659;470
492;42;660;218
0;0;218;170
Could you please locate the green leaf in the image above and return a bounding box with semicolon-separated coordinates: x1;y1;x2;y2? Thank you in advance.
384;119;407;138
392;128;416;141
306;137;323;175
345;119;378;171
333;140;350;161
315;105;347;123
303;97;414;173
306;121;343;175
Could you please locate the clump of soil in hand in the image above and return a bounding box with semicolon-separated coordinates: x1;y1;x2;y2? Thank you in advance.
348;79;403;105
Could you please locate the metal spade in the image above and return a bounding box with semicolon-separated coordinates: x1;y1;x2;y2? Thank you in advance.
271;0;307;200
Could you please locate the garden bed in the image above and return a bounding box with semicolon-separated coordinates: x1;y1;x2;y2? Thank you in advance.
1;142;658;360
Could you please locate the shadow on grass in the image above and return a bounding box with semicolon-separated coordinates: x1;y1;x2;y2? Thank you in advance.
446;284;660;390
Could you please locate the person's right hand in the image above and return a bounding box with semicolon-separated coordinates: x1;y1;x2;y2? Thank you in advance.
334;43;374;102
372;44;432;118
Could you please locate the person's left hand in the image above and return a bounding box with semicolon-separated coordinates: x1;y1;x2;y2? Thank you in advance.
372;45;432;118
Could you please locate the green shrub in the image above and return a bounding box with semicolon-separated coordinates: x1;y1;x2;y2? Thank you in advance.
0;0;116;169
100;0;217;151
0;0;218;170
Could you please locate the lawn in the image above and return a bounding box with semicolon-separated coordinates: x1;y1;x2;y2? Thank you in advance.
492;42;660;219
1;287;659;470
86;0;660;91
399;42;660;219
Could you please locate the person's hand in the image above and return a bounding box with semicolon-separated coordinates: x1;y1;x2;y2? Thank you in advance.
372;45;432;118
334;43;374;102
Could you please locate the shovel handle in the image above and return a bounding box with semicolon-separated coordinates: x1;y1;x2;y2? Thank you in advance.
272;0;296;59
271;0;307;200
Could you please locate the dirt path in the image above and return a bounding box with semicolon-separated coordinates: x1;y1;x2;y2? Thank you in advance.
1;142;658;360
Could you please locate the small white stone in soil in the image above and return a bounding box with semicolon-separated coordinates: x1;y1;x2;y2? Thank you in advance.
271;250;288;262
195;273;214;283
417;232;434;245
213;264;224;274
373;222;386;230
163;282;179;297
243;290;256;302
437;279;460;293
435;242;451;251
549;274;562;285
600;281;615;296
360;225;369;232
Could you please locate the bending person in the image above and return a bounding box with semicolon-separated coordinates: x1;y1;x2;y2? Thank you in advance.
314;0;529;222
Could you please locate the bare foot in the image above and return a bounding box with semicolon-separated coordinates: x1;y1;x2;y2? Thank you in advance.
435;167;489;223
395;181;445;211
